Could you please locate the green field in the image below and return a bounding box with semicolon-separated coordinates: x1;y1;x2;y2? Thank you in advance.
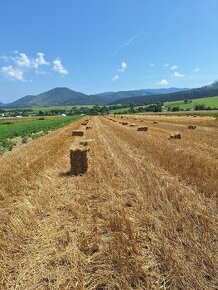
164;96;218;109
0;115;80;153
2;96;218;116
110;96;218;114
110;105;147;114
4;105;94;113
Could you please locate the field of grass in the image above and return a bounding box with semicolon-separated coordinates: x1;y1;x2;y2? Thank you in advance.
4;105;94;113
0;115;217;289
110;96;218;114
0;115;80;153
110;105;147;114
165;96;218;109
146;109;218;117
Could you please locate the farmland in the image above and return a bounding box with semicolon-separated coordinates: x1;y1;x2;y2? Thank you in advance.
3;104;94;113
0;116;80;153
165;96;218;110
110;96;218;114
0;115;217;289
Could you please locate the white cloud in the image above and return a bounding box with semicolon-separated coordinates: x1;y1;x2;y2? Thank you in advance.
13;52;49;69
150;63;155;67
112;75;120;81
170;65;178;70
194;67;200;72
0;51;67;81
1;65;24;81
52;59;69;75
164;62;170;67
113;33;141;55
118;61;127;73
16;53;32;68
157;79;169;86
123;34;141;46
34;53;49;67
172;71;185;77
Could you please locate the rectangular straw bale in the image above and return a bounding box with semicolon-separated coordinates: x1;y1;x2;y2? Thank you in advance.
188;124;197;129
72;130;84;136
70;147;89;175
169;132;181;139
122;122;128;125
137;126;148;131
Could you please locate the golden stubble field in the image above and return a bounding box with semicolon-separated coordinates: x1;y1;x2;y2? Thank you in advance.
0;115;217;290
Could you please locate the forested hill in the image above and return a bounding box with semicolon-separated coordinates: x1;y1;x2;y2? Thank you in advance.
111;81;218;105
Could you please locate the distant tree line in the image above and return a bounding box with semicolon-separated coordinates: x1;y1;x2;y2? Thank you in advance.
1;101;217;118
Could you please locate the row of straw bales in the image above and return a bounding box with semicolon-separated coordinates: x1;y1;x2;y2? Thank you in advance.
106;115;198;143
106;115;186;140
70;117;93;176
113;115;197;130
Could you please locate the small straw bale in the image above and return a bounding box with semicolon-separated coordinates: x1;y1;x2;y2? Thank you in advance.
81;122;88;126
72;130;84;136
153;121;158;124
168;132;181;139
122;122;128;125
70;147;89;175
130;124;136;127
86;126;92;130
121;116;123;119
137;126;148;131
79;139;95;147
0;192;5;201
188;124;197;129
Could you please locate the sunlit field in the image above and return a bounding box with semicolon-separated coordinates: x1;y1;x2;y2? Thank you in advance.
0;115;217;289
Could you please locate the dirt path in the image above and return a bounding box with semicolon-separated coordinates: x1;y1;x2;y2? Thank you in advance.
0;116;217;290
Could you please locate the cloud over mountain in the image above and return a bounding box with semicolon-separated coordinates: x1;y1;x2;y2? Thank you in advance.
0;51;68;81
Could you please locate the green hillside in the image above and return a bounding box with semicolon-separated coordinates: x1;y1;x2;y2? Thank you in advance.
165;96;218;109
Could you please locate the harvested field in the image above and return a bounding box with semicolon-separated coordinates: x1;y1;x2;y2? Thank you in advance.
0;115;217;290
79;139;95;147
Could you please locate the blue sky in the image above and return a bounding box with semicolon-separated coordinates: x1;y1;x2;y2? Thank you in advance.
0;0;218;102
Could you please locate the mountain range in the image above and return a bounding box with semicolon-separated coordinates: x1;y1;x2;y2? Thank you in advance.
0;87;189;108
111;81;218;105
0;81;218;107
